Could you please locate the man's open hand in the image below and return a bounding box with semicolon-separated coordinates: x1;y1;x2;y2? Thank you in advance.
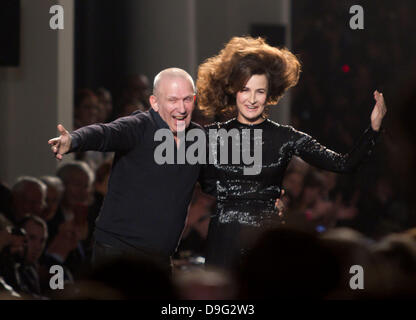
48;124;71;160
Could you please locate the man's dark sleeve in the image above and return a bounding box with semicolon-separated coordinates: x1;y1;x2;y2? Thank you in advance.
69;116;144;153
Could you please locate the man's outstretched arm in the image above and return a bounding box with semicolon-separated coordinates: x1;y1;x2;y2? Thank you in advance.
48;116;143;160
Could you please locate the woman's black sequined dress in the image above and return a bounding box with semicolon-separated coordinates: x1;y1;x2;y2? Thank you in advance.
199;118;380;268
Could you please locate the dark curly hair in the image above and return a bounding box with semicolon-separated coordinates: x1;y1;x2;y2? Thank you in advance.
197;36;301;121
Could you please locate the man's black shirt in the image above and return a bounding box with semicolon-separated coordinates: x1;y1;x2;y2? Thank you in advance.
70;109;201;256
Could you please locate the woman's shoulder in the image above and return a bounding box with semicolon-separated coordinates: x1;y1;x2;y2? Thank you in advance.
203;118;236;130
264;119;311;139
203;122;221;130
264;118;292;132
203;118;303;135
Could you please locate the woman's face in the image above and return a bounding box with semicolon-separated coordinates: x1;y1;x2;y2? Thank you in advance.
236;74;268;124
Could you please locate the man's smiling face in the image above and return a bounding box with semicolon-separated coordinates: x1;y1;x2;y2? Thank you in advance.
150;76;195;134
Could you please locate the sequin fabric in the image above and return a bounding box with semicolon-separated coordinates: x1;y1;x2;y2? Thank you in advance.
200;118;380;268
200;118;380;227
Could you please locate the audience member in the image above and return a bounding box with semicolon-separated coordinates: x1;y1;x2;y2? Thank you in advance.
45;161;95;277
86;160;113;259
74;89;100;129
9;177;46;224
96;87;113;123
39;176;64;223
39;220;77;294
118;74;151;113
14;215;48;297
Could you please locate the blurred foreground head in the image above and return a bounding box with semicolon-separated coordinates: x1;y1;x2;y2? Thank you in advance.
237;227;340;299
386;67;416;202
53;255;177;299
372;232;416;298
174;267;236;299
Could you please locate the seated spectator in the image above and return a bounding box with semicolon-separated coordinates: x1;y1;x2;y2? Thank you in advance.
47;161;94;276
74;89;100;129
285;169;336;232
0;218;21;299
0;215;13;250
0;214;25;263
20;216;48;267
96;87;113;123
117;98;147;118
118;74;151;113
54;161;93;236
0;216;29;297
9;177;47;224
74;89;114;171
39;220;77;294
13;215;48;297
39;176;64;223
86;160;113;259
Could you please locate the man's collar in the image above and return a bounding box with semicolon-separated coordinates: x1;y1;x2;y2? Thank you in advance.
149;108;170;130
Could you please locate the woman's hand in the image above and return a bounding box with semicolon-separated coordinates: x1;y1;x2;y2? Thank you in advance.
370;90;387;131
275;189;285;217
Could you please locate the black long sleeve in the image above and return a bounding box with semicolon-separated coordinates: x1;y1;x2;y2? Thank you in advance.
199;118;381;226
69;114;144;153
290;125;380;173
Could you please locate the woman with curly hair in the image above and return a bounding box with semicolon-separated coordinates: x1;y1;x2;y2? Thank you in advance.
197;36;387;269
